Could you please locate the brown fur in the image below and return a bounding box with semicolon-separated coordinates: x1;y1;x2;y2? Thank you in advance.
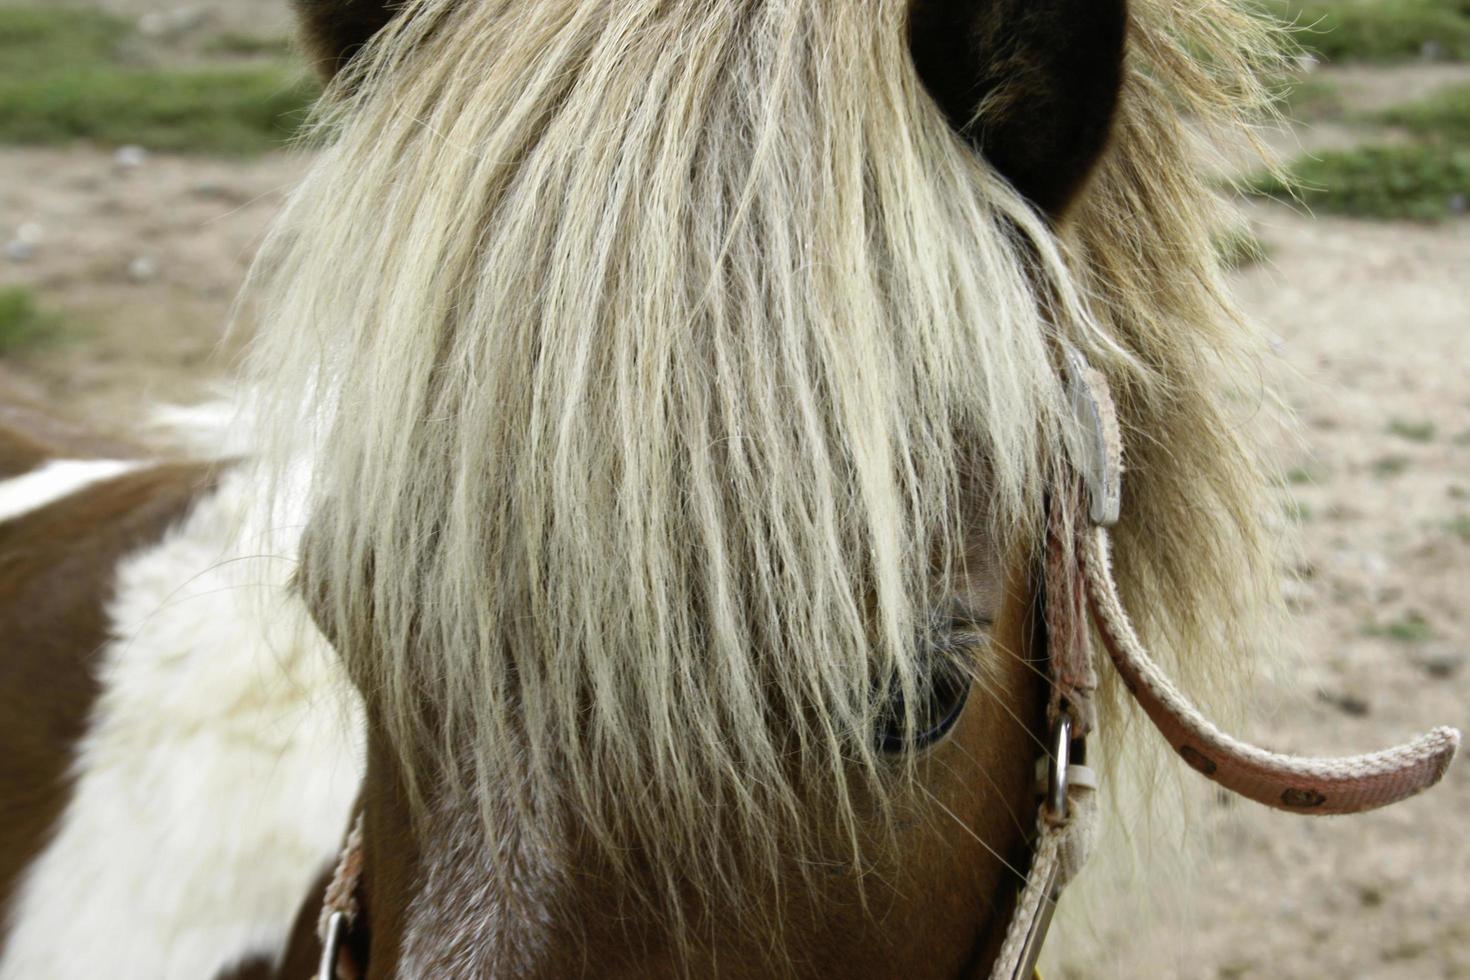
0;454;217;938
0;385;139;479
211;954;275;980
0;425;48;482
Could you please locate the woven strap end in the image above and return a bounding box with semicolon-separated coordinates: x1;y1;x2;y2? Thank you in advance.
1081;525;1462;816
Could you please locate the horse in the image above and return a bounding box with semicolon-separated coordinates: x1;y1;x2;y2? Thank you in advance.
0;1;1458;977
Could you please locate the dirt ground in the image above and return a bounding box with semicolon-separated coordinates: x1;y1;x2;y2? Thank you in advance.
0;146;303;418
1;5;1466;978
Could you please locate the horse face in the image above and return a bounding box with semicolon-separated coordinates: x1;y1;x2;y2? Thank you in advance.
288;1;1127;975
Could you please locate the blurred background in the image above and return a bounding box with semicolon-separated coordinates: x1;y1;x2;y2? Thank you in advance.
0;1;1465;976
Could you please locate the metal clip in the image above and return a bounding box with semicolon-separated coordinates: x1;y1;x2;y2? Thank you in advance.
1015;858;1062;980
318;910;347;980
1046;716;1072;821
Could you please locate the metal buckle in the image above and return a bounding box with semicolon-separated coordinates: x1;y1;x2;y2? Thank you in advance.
1060;342;1121;528
318;910;347;980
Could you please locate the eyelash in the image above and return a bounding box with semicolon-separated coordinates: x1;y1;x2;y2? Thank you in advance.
873;613;990;754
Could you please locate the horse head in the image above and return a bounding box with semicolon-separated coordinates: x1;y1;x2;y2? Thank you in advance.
248;2;1452;977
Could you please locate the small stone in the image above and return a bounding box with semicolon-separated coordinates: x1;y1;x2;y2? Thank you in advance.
1449;193;1468;215
15;222;43;245
1318;690;1371;717
1418;651;1464;680
137;12;169;36
171;7;210;32
138;7;209;38
1421;40;1446;62
128;256;160;282
115;145;149;171
1281;577;1313;609
4;239;36;263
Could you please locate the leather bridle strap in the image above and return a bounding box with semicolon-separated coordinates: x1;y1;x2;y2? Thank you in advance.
983;345;1462;980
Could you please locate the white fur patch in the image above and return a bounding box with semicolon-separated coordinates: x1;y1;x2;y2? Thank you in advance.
0;459;142;523
0;464;364;979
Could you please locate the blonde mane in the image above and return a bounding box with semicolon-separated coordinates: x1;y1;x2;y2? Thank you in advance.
246;0;1289;949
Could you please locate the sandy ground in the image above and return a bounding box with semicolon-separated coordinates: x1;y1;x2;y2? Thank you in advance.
0;5;1466;977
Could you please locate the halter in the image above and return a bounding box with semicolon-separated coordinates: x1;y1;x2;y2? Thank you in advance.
987;345;1459;979
313;347;1460;980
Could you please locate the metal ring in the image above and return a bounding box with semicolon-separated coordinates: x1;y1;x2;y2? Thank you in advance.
1047;716;1072;820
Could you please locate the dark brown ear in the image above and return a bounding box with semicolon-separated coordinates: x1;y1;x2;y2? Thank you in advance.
909;0;1128;218
293;0;403;79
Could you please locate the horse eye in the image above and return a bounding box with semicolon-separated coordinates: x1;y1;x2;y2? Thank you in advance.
874;613;984;754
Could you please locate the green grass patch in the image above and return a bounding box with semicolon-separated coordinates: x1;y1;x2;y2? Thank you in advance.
1372;454;1414;478
203;32;298;59
0;7;319;155
1245;144;1470;221
1378;82;1470;141
1284;497;1314;523
1449;515;1470;541
1388;418;1438;442
0;68;321;154
1254;74;1470;221
1271;0;1470;63
0;6;130;77
1280;74;1346;118
0;287;63;353
1286;460;1329;484
1362;611;1435;644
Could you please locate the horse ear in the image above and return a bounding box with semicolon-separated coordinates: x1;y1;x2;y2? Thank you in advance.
909;0;1128;218
293;0;402;79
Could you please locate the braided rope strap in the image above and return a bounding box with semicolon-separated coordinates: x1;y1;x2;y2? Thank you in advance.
315;813;366;980
1082;526;1461;814
988;777;1101;980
